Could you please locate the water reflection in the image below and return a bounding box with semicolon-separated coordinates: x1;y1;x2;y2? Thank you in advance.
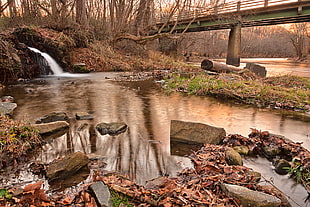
1;72;310;206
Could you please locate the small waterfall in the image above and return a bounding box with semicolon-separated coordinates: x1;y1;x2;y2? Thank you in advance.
28;47;64;76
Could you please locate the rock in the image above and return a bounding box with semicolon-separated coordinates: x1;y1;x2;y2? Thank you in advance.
46;151;90;180
273;159;291;175
170;120;226;144
0;102;17;116
233;145;250;155
89;181;112;207
75;112;94;120
34;121;69;137
35;112;69;124
221;183;281;207
263;146;281;159
248;171;261;182
49;166;90;191
96;122;128;136
225;147;243;166
0;96;14;103
72;63;91;73
244;62;267;78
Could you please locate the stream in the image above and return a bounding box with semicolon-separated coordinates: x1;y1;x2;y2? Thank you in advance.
1;57;310;206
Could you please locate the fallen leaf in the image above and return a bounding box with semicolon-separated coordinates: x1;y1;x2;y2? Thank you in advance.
23;181;44;192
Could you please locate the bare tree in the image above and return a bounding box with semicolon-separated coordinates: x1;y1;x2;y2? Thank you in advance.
76;0;88;28
288;23;307;59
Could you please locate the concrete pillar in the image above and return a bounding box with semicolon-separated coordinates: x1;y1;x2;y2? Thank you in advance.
226;24;241;67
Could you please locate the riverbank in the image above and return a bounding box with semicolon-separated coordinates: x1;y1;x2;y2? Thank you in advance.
163;73;310;113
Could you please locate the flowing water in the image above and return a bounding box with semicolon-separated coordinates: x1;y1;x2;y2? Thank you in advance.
1;54;310;206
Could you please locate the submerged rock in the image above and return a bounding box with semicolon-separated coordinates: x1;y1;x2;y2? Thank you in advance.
170;120;226;144
0;102;17;116
225;147;243;166
96;122;128;136
35;112;69;124
221;183;281;207
46;151;90;180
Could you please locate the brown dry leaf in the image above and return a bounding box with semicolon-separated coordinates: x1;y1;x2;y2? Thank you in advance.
62;197;74;205
223;166;233;174
23;181;44;192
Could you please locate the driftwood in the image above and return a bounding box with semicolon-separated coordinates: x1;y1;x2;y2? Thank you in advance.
201;59;241;73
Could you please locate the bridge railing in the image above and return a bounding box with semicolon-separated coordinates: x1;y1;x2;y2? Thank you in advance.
156;0;299;24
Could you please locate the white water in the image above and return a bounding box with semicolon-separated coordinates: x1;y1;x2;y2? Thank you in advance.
28;47;64;76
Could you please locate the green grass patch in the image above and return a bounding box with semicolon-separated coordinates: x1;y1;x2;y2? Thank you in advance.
164;74;310;111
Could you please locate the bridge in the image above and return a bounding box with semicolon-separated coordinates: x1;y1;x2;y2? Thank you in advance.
155;0;310;66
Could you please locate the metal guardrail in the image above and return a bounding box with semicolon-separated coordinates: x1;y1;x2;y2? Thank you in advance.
156;0;303;24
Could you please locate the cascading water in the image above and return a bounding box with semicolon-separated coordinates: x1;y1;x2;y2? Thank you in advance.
28;47;64;76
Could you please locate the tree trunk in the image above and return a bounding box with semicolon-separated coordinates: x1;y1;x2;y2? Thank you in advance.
76;0;88;28
201;59;241;73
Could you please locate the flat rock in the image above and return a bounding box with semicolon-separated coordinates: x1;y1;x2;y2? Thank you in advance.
96;122;128;135
35;112;69;124
222;183;281;207
46;151;90;180
75;112;94;120
34;121;69;136
0;102;17;116
89;181;112;207
170;120;226;144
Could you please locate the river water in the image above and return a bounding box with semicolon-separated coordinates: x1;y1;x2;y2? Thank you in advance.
1;58;310;206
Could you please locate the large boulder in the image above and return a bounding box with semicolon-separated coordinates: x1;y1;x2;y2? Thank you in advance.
46;151;90;180
170;120;226;144
221;183;281;207
35;112;69;124
0;102;17;116
96;122;128;136
34;121;69;138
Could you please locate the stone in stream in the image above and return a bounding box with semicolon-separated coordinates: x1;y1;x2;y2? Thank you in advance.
89;181;112;207
96;122;128;136
0;102;17;116
221;183;281;207
75;112;94;120
170;120;226;144
35;112;69;124
46;151;90;180
34;121;69;138
273;159;291;175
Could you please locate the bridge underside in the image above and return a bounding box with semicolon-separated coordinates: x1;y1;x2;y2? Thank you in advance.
158;6;310;33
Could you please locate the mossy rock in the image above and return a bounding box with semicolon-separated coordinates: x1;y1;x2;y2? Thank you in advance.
72;63;91;73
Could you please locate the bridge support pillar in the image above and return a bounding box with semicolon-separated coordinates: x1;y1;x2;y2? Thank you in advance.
226;24;241;67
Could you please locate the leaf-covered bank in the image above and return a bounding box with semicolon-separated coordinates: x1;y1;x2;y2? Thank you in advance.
164;73;310;112
0;115;41;169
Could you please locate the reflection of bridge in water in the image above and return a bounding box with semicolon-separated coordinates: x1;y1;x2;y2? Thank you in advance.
155;0;310;66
